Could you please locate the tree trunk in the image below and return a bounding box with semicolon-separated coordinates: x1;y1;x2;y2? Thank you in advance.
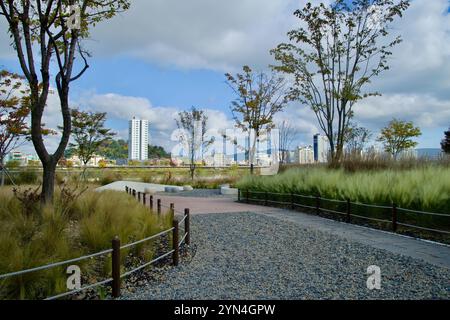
327;135;337;165
82;163;88;181
31;87;71;204
0;156;4;187
249;132;258;175
190;163;195;180
41;160;56;204
334;144;344;163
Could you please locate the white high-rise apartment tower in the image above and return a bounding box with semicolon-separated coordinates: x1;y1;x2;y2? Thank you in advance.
128;117;149;161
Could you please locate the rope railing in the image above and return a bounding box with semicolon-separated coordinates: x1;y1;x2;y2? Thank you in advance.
239;189;450;238
45;278;114;301
179;232;188;247
120;228;174;250
120;250;175;279
320;197;348;204
320;207;347;216
351;202;392;210
293;194;316;199
0;248;113;280
0;186;192;300
178;213;188;226
293;203;316;210
397;207;450;217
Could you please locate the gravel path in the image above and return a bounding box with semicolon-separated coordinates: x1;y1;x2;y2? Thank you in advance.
123;212;450;300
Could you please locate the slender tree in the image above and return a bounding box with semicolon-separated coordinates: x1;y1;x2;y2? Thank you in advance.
344;122;372;154
0;70;30;186
0;0;130;203
175;107;214;180
278;120;298;163
66;109;115;179
441;127;450;154
377;119;421;159
271;0;410;164
225;66;290;173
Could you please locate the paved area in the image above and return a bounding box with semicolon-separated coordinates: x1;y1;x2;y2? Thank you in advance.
155;194;271;214
151;194;450;269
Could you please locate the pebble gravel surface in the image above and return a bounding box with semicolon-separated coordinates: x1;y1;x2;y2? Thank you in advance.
123;212;450;300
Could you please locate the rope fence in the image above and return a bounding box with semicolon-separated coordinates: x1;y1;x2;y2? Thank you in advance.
238;189;450;238
0;186;191;300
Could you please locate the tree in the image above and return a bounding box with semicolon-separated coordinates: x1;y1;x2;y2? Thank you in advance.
225;66;290;173
97;139;128;160
278;120;298;163
344;122;372;154
148;145;170;159
175;107;214;180
67;109;115;179
377;119;421;159
271;0;410;164
0;70;30;186
0;0;130;203
441;127;450;154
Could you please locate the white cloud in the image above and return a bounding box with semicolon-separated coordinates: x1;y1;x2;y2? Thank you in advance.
81;92;235;150
86;0;300;71
354;94;450;129
371;0;450;100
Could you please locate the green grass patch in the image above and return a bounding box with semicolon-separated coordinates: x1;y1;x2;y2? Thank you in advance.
237;166;450;242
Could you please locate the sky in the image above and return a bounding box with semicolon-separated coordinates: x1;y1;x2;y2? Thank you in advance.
0;0;449;155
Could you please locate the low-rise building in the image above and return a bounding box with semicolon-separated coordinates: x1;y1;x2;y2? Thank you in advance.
294;145;314;164
67;154;107;167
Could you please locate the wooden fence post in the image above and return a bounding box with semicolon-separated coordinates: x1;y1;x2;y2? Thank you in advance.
184;208;190;246
170;203;174;218
392;203;398;232
143;193;146;206
149;195;153;210
157;199;161;214
125;186;128;194
316;195;321;215
132;189;136;198
172;219;179;266
111;236;121;298
137;192;141;202
290;192;294;210
346;199;351;223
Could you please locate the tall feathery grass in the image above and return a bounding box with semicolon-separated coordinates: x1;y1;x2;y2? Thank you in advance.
237;166;450;213
0;188;172;300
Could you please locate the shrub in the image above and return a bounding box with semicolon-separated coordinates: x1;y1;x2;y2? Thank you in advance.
0;188;171;300
16;170;39;185
99;172;123;186
5;160;20;168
